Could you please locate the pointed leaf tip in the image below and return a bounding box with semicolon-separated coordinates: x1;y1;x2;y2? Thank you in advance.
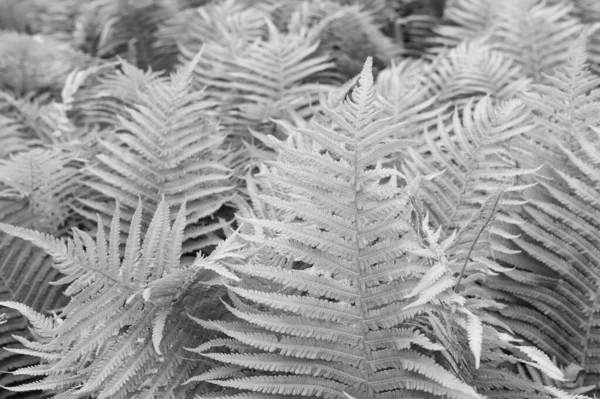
362;57;373;74
359;57;373;85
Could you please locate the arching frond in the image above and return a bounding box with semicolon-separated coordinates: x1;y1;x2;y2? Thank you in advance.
519;31;600;170
426;40;530;107
71;60;163;128
374;40;528;143
426;312;591;399
0;112;26;158
375;57;442;141
188;16;337;142
488;35;600;388
190;58;478;399
0;242;65;398
402;96;536;231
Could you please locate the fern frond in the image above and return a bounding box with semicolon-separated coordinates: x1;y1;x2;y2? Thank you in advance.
435;0;584;82
0;199;239;398
487;33;600;388
189;58;485;399
427;40;530;107
520;31;600;169
0;111;29;158
375;57;437;122
80;52;235;254
191;56;581;398
0;148;83;232
0;146;85;395
427;312;587;399
188;15;336;142
0;90;88;155
71;60;162;129
402;96;535;231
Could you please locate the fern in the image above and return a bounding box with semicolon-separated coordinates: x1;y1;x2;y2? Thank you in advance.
0;66;99;157
185;13;337;142
78;51;235;254
171;0;271;110
519;31;600;170
0;199;240;398
187;58;578;399
3;1;600;398
158;0;270;66
0;148;85;396
426;40;530;107
486;33;600;389
189;57;477;399
0;148;83;232
71;60;162;129
373;40;528;146
0;92;60;154
402;96;536;231
435;0;584;82
375;57;434;122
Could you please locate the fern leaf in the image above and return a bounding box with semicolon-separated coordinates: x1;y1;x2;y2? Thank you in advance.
190;12;337;143
518;346;565;382
0;199;234;398
488;34;600;388
189;58;486;399
427;39;529;107
80;53;235;254
435;0;583;82
460;308;483;369
0;148;83;232
151;307;169;355
0;301;56;331
190;55;581;399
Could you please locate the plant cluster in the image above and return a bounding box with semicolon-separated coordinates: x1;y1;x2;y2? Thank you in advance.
0;0;600;398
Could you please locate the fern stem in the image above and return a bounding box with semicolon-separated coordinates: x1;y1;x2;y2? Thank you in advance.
453;190;504;293
353;139;374;399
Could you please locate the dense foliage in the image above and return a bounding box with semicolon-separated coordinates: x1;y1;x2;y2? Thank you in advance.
0;0;599;398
